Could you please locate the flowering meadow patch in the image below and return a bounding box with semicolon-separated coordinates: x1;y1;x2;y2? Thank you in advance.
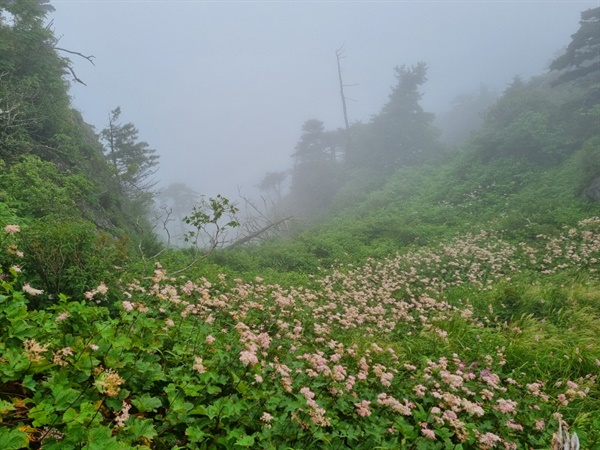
0;218;598;448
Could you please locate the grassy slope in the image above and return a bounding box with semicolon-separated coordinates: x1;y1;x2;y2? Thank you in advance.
207;144;598;279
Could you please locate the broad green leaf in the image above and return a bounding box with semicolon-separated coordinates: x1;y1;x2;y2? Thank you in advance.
127;417;157;440
85;425;127;450
189;404;208;416
0;428;29;449
185;425;208;442
131;394;162;412
21;374;37;392
206;385;221;395
29;404;58;427
0;399;16;416
234;434;255;447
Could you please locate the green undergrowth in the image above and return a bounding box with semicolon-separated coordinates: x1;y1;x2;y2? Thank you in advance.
0;217;598;449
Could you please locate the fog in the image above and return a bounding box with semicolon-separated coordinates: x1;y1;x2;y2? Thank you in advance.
50;1;597;201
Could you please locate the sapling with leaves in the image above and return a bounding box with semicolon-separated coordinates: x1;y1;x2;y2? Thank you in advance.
183;194;240;251
166;194;240;274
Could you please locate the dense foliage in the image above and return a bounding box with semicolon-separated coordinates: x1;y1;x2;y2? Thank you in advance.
0;0;161;298
0;218;599;448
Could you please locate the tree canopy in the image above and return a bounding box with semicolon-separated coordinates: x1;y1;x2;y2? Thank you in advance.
550;6;600;86
100;107;159;203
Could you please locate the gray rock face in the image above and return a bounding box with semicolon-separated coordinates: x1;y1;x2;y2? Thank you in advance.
584;177;600;201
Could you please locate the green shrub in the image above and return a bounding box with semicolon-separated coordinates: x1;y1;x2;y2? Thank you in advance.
0;155;92;219
19;219;127;306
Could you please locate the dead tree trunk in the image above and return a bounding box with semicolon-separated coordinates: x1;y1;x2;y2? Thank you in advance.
228;216;292;250
336;45;350;131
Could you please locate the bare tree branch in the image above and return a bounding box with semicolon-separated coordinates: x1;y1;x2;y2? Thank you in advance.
54;47;96;65
63;64;87;86
53;43;95;85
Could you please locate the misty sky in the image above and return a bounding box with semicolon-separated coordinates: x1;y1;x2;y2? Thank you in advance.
50;0;598;200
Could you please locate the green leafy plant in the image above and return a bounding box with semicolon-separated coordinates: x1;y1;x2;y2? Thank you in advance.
0;217;598;448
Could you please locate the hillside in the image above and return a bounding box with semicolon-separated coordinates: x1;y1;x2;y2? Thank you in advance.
208;71;599;278
0;1;161;301
0;2;599;449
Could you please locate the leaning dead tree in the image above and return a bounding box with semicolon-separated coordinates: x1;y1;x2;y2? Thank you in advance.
228;188;296;249
228;216;292;250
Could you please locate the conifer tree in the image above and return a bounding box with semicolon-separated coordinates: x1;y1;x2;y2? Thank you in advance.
100;107;159;204
347;63;441;173
550;7;600;86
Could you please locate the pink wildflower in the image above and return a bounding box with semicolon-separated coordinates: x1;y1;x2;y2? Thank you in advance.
505;419;523;431
557;393;568;406
480;388;494;400
354;400;372;417
345;375;356;391
23;339;49;362
331;365;346;381
494;398;517;414
442;410;458;421
22;283;44;296
421;427;436;439
95;368;124;397
256;332;272;349
440;370;463;390
4;224;20;234
55;312;70;322
478;432;502;448
239;350;258;366
114;401;131;428
193;357;206;374
462;399;485;416
413;384;427;397
53;347;73;366
122;301;135;312
300;387;315;399
377;393;414;415
96;282;108;295
380;371;394;387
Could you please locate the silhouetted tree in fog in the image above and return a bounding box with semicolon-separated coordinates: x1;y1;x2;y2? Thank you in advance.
100;107;159;200
347;62;442;173
288;120;343;216
550;6;600;87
